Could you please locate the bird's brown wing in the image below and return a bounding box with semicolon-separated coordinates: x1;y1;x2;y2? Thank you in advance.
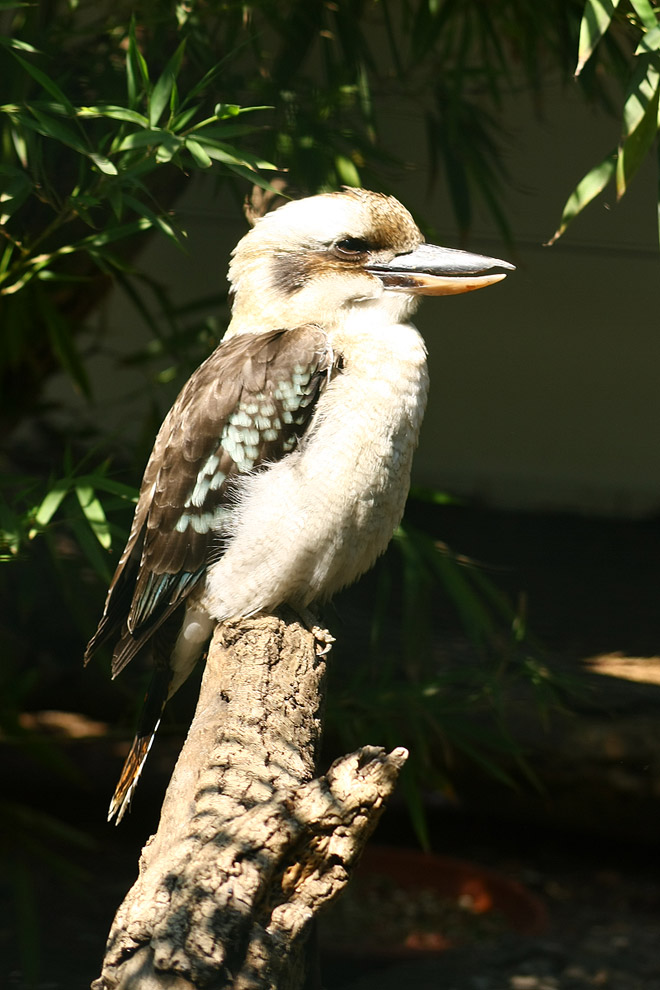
84;325;338;677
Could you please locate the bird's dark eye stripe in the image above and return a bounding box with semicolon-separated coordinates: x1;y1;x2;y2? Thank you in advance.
335;237;371;255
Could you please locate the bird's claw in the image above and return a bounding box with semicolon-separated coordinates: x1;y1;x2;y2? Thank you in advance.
311;626;336;656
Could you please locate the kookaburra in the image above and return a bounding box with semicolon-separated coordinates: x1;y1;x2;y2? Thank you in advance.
85;188;514;822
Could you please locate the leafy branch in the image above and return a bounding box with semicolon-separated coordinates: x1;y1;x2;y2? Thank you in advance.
549;0;660;245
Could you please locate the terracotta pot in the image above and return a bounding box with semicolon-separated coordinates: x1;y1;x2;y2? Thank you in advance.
320;844;547;959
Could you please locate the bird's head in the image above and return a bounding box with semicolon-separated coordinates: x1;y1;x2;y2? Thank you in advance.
226;188;513;336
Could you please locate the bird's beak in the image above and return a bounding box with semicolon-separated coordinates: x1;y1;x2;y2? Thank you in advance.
366;243;515;296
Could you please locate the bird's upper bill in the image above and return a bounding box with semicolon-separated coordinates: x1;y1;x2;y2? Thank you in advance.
365;241;515;296
227;188;514;334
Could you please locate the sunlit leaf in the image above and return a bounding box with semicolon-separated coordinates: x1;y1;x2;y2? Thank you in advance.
31;481;69;532
635;24;660;54
334;153;361;186
629;0;659;31
617;58;660;198
75;485;112;549
621;57;660;137
546;151;616;244
214;103;241;118
575;0;623;77
0;35;39;53
0;172;32;224
185;137;212;168
89;152;117;175
77;105;149;126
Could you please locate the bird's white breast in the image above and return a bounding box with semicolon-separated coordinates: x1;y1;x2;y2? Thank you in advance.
198;317;429;622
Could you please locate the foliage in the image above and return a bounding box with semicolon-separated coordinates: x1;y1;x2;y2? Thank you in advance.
549;0;660;244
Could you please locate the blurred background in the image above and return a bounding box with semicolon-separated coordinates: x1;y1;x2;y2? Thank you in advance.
1;2;660;987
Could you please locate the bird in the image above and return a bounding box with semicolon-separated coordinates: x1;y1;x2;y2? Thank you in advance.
85;187;514;823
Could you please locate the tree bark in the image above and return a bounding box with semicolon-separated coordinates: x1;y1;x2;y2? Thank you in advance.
93;612;407;990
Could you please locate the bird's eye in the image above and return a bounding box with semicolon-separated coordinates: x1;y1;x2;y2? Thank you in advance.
334;237;371;257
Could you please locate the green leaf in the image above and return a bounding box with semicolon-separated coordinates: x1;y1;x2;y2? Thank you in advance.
77;105;149;126
334;153;361;186
546;151;616;244
0;172;32;224
0;35;40;53
31;481;70;532
629;0;659;31
617;66;660;198
149;41;185;127
198;138;277;170
10;51;75;111
75;475;137;502
67;512;111;582
635;24;660;54
115;128;181;152
621;56;660;138
126;16;149;111
214;103;241;118
75;485;112;550
185;137;212;168
575;0;623;77
121;194;183;245
169;105;200;132
68;217;152;251
89;152;117;176
24;107;87;154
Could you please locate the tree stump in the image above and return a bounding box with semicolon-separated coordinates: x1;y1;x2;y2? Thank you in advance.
93;612;407;990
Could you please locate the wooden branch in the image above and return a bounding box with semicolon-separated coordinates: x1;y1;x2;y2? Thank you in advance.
93;613;407;990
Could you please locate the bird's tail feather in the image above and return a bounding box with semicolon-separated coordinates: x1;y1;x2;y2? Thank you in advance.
108;665;169;824
108;720;161;824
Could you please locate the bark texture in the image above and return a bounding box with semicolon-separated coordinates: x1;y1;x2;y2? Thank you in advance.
93;612;407;990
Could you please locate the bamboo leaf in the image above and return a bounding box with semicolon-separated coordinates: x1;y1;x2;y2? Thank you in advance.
127;17;149;93
629;0;659;31
149;41;185;127
75;485;112;549
198;138;277;170
77;105;149;126
24;107;87;154
617;102;660;198
0;35;39;53
621;56;660;137
635;24;660;54
31;481;70;531
575;0;623;77
546;151;616;244
617;59;660;198
115;128;181;153
121;194;183;245
89;152;117;175
334;153;361;186
185;137;212;168
67;512;111;582
10;51;75;111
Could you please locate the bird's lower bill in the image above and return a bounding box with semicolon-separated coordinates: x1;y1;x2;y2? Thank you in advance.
377;271;509;295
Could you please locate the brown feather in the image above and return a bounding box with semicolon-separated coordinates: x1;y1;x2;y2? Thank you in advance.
85;324;337;673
